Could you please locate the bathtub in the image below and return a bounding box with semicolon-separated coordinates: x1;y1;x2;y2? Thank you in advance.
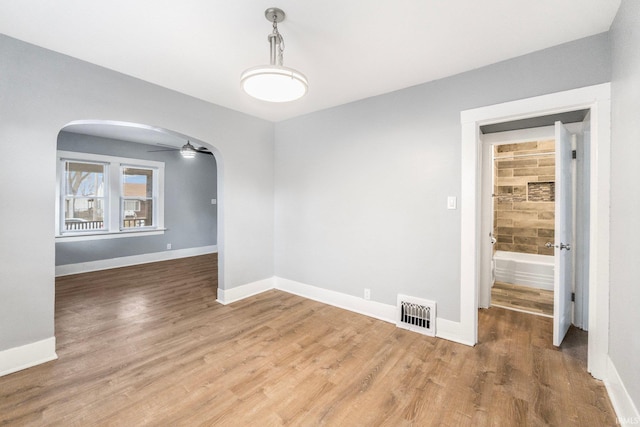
493;250;554;291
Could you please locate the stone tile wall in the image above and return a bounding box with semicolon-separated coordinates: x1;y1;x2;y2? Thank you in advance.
494;140;555;255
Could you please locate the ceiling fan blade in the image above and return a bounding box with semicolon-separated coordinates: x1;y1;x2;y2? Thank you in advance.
147;148;178;152
195;147;213;155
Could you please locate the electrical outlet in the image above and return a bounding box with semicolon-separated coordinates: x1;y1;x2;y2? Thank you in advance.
364;288;371;300
166;243;172;250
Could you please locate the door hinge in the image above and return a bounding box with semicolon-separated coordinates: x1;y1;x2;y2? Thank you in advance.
571;292;575;302
572;150;577;159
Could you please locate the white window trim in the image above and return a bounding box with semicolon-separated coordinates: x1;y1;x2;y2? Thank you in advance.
56;151;165;241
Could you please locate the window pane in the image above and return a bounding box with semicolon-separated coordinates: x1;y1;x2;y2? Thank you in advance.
123;168;153;198
64;162;104;197
122;167;154;229
122;200;153;229
63;161;106;231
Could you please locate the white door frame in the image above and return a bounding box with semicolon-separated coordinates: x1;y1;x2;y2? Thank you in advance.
459;83;610;379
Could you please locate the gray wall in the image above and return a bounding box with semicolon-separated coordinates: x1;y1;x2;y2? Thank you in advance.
610;0;640;410
56;132;217;265
274;33;611;321
0;34;274;351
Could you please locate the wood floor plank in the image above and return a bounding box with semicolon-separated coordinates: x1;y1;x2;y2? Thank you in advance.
0;255;617;426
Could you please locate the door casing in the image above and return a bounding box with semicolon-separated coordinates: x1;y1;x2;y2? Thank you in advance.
459;83;611;379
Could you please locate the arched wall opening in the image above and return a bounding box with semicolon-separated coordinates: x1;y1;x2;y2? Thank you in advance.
54;119;224;290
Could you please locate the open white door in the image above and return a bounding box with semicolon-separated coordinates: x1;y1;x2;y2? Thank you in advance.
553;121;574;346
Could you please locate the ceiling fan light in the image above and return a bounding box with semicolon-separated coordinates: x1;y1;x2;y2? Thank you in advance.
241;65;308;102
180;142;197;159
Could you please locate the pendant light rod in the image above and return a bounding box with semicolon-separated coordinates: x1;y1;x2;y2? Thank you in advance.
269;33;278;65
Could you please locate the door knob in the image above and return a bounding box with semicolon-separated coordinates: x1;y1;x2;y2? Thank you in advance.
545;242;553;248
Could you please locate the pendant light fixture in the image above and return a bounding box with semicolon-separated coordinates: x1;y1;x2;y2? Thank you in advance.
241;8;308;102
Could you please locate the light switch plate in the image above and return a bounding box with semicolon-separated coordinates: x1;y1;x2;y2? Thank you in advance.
447;196;457;210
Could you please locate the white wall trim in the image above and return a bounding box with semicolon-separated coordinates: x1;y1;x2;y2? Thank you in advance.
460;83;611;379
275;277;396;324
55;245;218;276
605;357;640;426
0;337;57;377
436;318;475;346
216;277;275;305
216;276;473;346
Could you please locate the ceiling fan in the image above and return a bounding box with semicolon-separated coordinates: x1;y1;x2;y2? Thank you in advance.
148;141;213;158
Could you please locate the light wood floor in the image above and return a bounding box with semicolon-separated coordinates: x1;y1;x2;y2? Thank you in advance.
0;255;616;426
491;281;555;317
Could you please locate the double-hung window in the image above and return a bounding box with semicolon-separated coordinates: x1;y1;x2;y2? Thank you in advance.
56;151;165;240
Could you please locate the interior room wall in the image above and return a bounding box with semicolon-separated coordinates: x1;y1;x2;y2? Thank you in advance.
610;0;640;411
274;33;611;322
0;34;274;353
56;132;217;266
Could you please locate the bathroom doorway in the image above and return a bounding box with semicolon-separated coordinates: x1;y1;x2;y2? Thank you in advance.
479;112;592;346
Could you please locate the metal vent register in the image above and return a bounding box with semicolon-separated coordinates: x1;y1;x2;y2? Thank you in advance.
396;294;436;337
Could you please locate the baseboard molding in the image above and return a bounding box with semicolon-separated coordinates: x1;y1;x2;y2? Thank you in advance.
216;277;275;305
215;276;472;346
275;277;396;324
55;245;218;276
605;356;640;426
0;337;57;377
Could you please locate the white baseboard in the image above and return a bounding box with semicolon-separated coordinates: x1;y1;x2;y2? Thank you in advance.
216;277;275;305
605;356;640;426
55;245;217;276
275;277;396;323
436;318;474;346
0;337;57;377
216;276;471;346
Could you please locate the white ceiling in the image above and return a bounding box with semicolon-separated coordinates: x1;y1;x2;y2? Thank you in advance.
0;0;620;122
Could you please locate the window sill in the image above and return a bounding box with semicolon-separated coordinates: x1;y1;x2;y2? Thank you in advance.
55;228;166;242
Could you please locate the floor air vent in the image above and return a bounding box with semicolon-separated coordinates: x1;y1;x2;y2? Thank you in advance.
396;294;436;337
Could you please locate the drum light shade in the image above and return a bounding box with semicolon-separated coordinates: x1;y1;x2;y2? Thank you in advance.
241;65;308;102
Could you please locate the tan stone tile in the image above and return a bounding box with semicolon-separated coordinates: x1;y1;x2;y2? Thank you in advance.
538;140;555;150
497;211;538;220
495;159;538;169
538;228;555;238
497;226;538;237
497;169;513;177
512;202;554;211
496;141;539;153
513;219;555;228
514;236;539;246
496;219;513;227
513;244;538;254
497;235;513;244
538;158;555;166
497;176;538;186
538;211;555;220
513;167;555;177
495;201;513;211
